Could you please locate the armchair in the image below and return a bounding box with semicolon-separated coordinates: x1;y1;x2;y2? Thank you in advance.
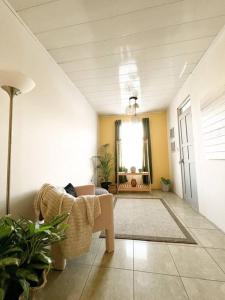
52;184;114;270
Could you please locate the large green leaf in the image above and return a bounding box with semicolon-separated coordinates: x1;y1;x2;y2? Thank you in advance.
0;269;10;284
34;225;52;233
19;279;30;300
0;225;14;240
0;257;20;267
32;252;51;265
0;288;5;300
45;213;69;227
27;222;36;234
16;269;39;283
28;263;49;270
3;247;23;256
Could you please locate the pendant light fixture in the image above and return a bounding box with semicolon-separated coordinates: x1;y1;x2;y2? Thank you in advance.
126;96;139;116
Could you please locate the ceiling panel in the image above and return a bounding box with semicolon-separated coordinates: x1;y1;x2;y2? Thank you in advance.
58;37;212;72
58;51;202;73
16;0;180;33
48;16;224;65
8;0;225;114
67;63;195;81
67;53;201;84
82;83;184;99
50;35;215;67
8;0;52;11
36;4;225;50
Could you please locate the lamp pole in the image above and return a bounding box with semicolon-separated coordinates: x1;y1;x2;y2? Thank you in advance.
0;71;35;215
2;86;19;214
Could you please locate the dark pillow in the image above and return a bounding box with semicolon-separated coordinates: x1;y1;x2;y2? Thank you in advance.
64;183;77;197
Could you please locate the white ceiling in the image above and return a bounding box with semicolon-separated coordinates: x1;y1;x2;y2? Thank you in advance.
8;0;225;114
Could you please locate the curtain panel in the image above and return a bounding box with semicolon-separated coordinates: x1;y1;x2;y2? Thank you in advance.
115;120;127;183
115;120;121;183
142;118;153;184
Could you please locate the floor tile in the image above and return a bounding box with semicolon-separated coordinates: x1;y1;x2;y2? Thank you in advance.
134;241;178;275
182;277;225;300
206;248;225;273
172;207;199;218
167;200;191;209
36;263;91;300
93;239;133;269
134;271;188;300
81;267;133;300
191;228;225;249
73;238;101;265
169;245;225;281
179;215;216;229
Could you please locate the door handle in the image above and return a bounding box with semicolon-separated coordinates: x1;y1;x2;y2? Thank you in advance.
179;159;184;164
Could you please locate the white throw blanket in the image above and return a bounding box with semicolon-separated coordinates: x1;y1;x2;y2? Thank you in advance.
34;183;101;258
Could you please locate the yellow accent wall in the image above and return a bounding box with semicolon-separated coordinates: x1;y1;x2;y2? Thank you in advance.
99;111;169;189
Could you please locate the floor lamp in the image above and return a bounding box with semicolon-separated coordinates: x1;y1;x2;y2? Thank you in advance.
0;71;35;214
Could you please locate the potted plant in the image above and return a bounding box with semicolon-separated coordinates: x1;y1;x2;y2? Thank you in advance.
118;166;128;184
0;213;68;300
96;144;113;190
160;177;171;192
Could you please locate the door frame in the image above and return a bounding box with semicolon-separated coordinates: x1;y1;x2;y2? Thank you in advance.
177;96;199;210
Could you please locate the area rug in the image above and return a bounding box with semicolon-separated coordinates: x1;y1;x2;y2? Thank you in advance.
100;197;196;244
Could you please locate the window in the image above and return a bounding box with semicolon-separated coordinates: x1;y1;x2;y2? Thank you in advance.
120;120;143;170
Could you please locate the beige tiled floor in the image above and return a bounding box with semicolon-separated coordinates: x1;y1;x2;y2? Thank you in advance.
134;241;178;275
37;191;225;300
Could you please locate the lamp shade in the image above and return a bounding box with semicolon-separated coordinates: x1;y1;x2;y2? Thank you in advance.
0;70;35;94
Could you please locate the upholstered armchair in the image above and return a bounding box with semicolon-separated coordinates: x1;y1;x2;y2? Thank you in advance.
52;184;114;270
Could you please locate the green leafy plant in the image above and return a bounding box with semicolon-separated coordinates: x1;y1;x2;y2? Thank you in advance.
160;177;171;185
118;166;128;184
96;144;113;183
0;213;68;300
118;166;128;173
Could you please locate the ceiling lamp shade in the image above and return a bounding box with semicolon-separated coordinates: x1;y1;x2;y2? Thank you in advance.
0;70;35;94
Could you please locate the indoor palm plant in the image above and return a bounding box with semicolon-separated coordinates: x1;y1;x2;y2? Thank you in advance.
96;144;113;190
0;213;68;300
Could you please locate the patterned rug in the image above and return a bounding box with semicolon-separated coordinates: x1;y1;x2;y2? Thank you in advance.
100;197;196;244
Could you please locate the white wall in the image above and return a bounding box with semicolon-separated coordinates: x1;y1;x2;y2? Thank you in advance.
0;1;97;218
168;25;225;232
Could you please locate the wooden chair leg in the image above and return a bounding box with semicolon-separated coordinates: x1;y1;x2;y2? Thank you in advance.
105;227;114;253
51;245;66;270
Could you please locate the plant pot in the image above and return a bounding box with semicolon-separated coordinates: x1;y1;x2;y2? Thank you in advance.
160;181;170;192
19;270;48;300
101;181;111;191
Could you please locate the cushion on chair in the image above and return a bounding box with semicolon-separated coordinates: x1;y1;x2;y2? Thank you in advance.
95;187;109;195
64;183;77;197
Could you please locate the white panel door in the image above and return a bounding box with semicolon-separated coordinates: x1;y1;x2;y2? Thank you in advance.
178;106;199;210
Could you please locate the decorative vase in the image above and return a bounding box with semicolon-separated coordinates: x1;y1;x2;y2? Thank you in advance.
130;166;136;173
131;178;137;187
